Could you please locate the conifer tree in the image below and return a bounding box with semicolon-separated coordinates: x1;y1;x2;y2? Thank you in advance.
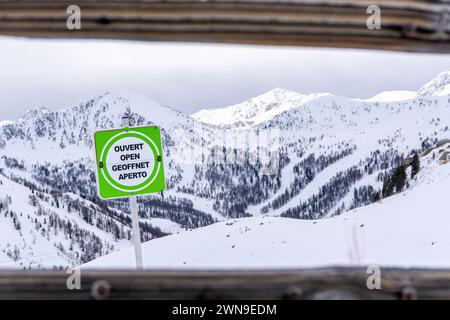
411;153;420;179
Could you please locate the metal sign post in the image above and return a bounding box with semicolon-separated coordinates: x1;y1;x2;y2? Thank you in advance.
129;192;143;270
93;113;166;270
122;115;143;270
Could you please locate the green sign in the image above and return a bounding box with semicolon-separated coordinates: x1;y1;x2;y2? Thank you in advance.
94;125;166;199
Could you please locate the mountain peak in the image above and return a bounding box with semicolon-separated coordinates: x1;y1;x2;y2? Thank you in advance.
259;87;303;98
21;106;50;120
250;87;305;103
192;88;328;128
0;120;13;127
101;91;185;118
0;90;194;162
15;91;188;133
418;71;450;96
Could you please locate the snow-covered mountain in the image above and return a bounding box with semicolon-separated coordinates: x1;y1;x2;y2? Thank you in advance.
1;72;449;269
193;71;450;128
192;88;328;129
0;91;216;268
84;141;450;269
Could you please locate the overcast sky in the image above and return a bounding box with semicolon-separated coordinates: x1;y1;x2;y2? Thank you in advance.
0;36;449;121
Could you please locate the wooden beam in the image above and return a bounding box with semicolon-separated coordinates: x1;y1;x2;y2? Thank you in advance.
0;0;448;53
1;268;450;299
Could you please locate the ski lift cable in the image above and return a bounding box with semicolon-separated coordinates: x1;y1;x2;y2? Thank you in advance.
0;252;62;265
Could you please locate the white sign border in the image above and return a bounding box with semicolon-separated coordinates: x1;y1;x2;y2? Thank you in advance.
99;130;162;193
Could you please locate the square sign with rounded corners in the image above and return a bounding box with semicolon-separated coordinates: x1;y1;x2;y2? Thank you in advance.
94;125;166;199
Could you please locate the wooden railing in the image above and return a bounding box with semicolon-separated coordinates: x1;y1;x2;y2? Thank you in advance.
0;0;448;53
1;268;450;299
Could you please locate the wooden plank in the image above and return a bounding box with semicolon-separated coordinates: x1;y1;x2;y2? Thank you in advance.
1;268;450;299
0;0;447;53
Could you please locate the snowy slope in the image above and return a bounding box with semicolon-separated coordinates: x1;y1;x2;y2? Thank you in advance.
84;145;450;269
418;71;450;97
364;91;417;102
0;120;13;127
0;174;131;268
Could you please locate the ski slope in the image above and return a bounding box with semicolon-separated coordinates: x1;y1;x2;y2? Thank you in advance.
84;144;450;269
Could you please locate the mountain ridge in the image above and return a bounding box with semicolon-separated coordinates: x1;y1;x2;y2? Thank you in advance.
192;72;450;129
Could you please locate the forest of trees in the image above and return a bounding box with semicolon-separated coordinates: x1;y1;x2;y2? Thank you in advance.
279;148;407;219
348;185;377;210
382;153;420;198
281;166;364;219
180;146;291;218
31;160;216;229
261;146;355;213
